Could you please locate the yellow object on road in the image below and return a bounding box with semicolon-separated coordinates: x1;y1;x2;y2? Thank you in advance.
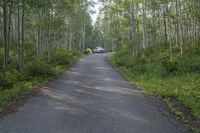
84;48;92;55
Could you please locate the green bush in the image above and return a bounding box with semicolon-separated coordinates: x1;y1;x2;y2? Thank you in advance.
186;44;200;56
9;51;18;69
50;48;83;65
0;71;20;89
162;60;179;74
178;55;200;73
114;50;134;68
51;48;73;65
71;49;83;59
0;81;34;111
23;58;54;77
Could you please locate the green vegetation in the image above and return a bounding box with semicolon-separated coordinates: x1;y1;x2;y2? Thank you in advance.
0;0;91;113
96;0;200;130
0;48;82;112
1;0;200;131
108;44;200;130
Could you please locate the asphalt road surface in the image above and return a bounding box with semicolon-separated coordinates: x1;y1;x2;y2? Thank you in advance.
0;53;189;133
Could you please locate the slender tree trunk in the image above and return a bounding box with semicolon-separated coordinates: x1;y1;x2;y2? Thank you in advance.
3;0;9;71
169;18;173;61
175;0;179;46
163;4;168;45
142;0;147;48
17;1;21;71
21;0;25;68
8;2;14;58
37;9;42;57
69;17;72;51
178;0;183;56
82;15;86;51
152;10;157;45
129;2;137;56
48;10;52;61
0;18;3;46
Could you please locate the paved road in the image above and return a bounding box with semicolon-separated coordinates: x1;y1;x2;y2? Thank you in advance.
0;54;189;133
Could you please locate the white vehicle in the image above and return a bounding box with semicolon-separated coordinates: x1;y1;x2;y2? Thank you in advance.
93;47;105;53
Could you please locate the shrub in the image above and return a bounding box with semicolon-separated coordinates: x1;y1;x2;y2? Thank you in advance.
71;49;83;59
178;56;200;73
162;60;179;74
50;48;83;65
0;71;20;89
51;48;74;65
112;43;200;76
23;58;54;77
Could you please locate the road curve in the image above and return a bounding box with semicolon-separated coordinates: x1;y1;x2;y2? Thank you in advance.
0;53;189;133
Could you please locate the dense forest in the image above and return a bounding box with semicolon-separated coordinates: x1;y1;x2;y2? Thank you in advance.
0;0;97;112
0;0;200;131
0;0;95;71
96;0;200;54
95;0;200;130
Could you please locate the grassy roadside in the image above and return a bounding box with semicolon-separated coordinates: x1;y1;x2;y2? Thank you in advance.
0;50;83;114
108;53;200;132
